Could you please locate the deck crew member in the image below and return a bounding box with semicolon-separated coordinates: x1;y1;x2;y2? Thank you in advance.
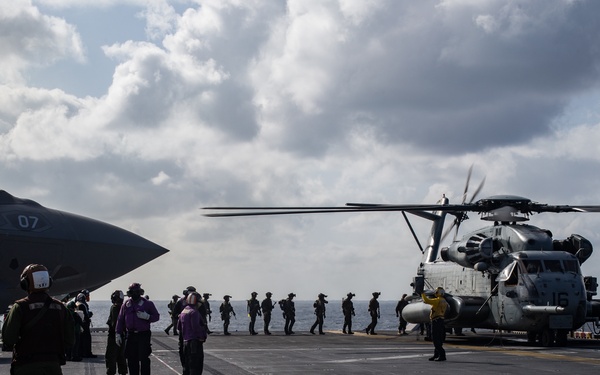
116;283;160;375
342;292;355;334
106;290;127;375
310;293;328;335
247;292;261;335
219;295;236;335
165;294;179;335
2;264;74;375
178;292;208;375
395;294;409;335
422;287;448;362
201;293;212;334
365;292;381;335
282;293;296;335
261;292;276;335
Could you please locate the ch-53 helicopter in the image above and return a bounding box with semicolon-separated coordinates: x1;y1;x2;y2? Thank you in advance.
0;190;169;310
204;168;600;347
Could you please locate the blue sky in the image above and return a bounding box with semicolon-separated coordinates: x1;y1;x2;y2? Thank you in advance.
2;0;600;301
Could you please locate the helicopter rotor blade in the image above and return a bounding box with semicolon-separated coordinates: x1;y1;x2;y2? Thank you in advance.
469;176;486;204
462;165;473;204
440;219;457;242
203;203;484;217
532;205;600;213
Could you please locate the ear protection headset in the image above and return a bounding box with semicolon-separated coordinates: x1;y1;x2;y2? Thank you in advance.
127;283;144;297
20;264;53;293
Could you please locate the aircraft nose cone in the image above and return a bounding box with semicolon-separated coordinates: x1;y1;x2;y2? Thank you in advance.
65;211;169;263
51;210;169;290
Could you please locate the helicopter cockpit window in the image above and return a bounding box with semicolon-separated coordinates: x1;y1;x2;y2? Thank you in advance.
523;260;542;274
544;260;563;273
563;259;580;274
497;262;516;282
497;261;519;286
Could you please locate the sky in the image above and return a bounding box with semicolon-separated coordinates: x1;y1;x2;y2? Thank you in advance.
2;0;600;302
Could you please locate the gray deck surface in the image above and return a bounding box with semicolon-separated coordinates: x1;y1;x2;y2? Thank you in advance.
2;330;600;374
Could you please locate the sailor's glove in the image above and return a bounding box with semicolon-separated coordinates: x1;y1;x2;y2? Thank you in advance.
136;311;151;320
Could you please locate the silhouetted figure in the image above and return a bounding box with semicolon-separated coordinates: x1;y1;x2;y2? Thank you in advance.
310;293;328;335
395;294;408;334
178;292;208;375
281;293;296;335
365;292;381;335
76;290;96;358
342;292;355;334
175;286;196;366
174;286;198;337
261;292;276;335
220;295;236;335
165;294;179;335
116;283;160;375
65;300;83;362
106;290;127;375
422;287;448;362
3;264;74;374
247;292;261;335
202;293;213;334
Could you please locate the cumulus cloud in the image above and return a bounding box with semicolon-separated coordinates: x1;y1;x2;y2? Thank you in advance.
1;0;600;300
0;0;84;84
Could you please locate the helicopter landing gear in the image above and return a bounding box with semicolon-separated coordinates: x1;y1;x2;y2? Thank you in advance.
555;329;568;347
530;328;568;347
539;328;555;347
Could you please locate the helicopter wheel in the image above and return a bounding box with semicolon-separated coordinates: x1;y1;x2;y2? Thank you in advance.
539;328;555;347
526;331;537;344
555;330;568;347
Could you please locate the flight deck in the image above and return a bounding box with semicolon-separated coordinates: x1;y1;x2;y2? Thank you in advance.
2;330;599;374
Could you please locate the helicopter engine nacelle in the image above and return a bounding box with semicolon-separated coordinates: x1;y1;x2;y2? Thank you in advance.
553;234;593;264
441;236;493;270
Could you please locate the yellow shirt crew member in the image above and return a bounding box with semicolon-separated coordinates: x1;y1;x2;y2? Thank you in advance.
422;287;448;361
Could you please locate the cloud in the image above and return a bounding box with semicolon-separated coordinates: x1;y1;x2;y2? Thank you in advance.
0;0;85;84
1;1;600;302
249;1;600;155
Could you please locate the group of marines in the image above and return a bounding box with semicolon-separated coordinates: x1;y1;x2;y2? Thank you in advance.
165;288;395;336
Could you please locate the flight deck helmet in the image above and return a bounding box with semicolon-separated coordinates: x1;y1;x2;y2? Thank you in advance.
20;264;52;293
111;290;124;304
127;283;145;299
187;292;201;306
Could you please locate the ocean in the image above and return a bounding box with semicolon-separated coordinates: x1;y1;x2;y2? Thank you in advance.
88;299;404;333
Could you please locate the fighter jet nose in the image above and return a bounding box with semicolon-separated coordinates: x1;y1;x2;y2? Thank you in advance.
64;210;169;262
0;191;169;309
48;210;169;291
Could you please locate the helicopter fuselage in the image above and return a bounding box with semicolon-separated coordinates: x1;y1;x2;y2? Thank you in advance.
404;222;594;346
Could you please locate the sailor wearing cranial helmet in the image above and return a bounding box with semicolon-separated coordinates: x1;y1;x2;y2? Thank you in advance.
3;264;74;374
422;287;448;362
